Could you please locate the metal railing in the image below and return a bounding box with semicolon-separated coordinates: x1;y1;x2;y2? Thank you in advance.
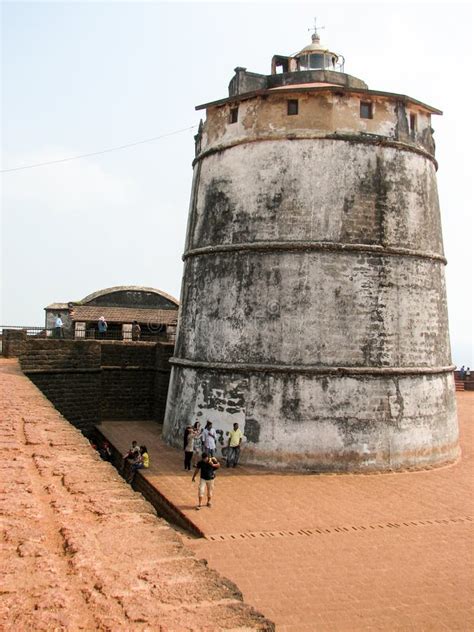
0;325;175;344
75;328;174;343
0;325;51;337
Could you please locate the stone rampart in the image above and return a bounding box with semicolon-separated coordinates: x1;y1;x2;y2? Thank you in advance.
20;339;173;432
0;358;273;631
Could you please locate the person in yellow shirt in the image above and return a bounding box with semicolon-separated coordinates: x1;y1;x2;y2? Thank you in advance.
141;447;150;469
226;423;243;468
127;445;149;483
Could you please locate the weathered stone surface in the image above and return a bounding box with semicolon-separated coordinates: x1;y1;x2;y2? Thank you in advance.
164;65;458;471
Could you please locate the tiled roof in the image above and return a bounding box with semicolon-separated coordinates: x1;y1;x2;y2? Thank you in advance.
70;305;178;325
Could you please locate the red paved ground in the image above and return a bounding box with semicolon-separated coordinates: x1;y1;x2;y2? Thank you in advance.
101;392;474;631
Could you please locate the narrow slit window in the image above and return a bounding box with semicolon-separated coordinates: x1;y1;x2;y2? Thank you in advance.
229;107;239;124
287;99;299;116
409;113;417;133
360;101;373;119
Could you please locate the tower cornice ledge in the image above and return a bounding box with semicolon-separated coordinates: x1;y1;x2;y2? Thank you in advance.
196;86;442;115
182;241;447;265
169;358;455;376
192;133;439;168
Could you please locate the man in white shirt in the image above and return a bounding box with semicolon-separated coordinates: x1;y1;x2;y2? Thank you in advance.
202;421;217;457
54;314;64;339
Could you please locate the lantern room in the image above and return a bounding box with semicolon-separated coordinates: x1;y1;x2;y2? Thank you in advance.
294;29;344;72
272;27;345;75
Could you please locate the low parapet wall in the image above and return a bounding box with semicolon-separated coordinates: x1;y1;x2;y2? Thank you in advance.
20;339;173;433
2;329;28;358
454;370;474;391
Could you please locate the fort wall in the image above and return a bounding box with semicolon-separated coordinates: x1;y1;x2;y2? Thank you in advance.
20;339;173;432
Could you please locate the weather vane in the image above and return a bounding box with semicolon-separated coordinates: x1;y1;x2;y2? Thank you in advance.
309;17;325;40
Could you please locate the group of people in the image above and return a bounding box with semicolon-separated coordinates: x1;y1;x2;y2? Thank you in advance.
123;440;149;483
183;421;243;470
115;423;244;511
51;314;143;340
185;421;244;510
459;366;471;380
89;439;112;462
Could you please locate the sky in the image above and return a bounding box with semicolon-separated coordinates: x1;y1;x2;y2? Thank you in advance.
1;1;473;366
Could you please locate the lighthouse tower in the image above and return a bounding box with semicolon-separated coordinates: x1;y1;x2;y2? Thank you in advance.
163;28;459;471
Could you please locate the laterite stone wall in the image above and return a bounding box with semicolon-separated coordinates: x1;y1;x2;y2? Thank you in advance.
20;339;173;433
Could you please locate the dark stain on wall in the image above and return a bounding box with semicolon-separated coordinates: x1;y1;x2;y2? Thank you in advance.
200;177;235;245
244;418;260;443
197;374;247;414
394;101;409;141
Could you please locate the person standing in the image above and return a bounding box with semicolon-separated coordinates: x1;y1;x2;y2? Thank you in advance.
192;453;220;509
460;365;466;380
192;421;202;466
98;316;108;339
226;422;243;468
132;320;141;341
183;425;194;471
54;314;64;339
202;421;217;457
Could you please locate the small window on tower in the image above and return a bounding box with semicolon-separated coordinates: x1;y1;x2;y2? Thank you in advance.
409;113;417;133
229;107;239;124
360;101;373;119
287;100;299;116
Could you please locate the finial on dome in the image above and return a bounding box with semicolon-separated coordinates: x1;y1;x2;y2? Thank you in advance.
309;17;325;43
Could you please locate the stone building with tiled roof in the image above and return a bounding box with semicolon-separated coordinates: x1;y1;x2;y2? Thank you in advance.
45;286;179;342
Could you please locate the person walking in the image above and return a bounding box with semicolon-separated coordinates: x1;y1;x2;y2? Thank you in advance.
183;425;194;471
226;422;243;468
192;453;220;509
202;421;217;457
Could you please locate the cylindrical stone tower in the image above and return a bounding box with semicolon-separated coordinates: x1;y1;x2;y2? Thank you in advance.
163;30;459;471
